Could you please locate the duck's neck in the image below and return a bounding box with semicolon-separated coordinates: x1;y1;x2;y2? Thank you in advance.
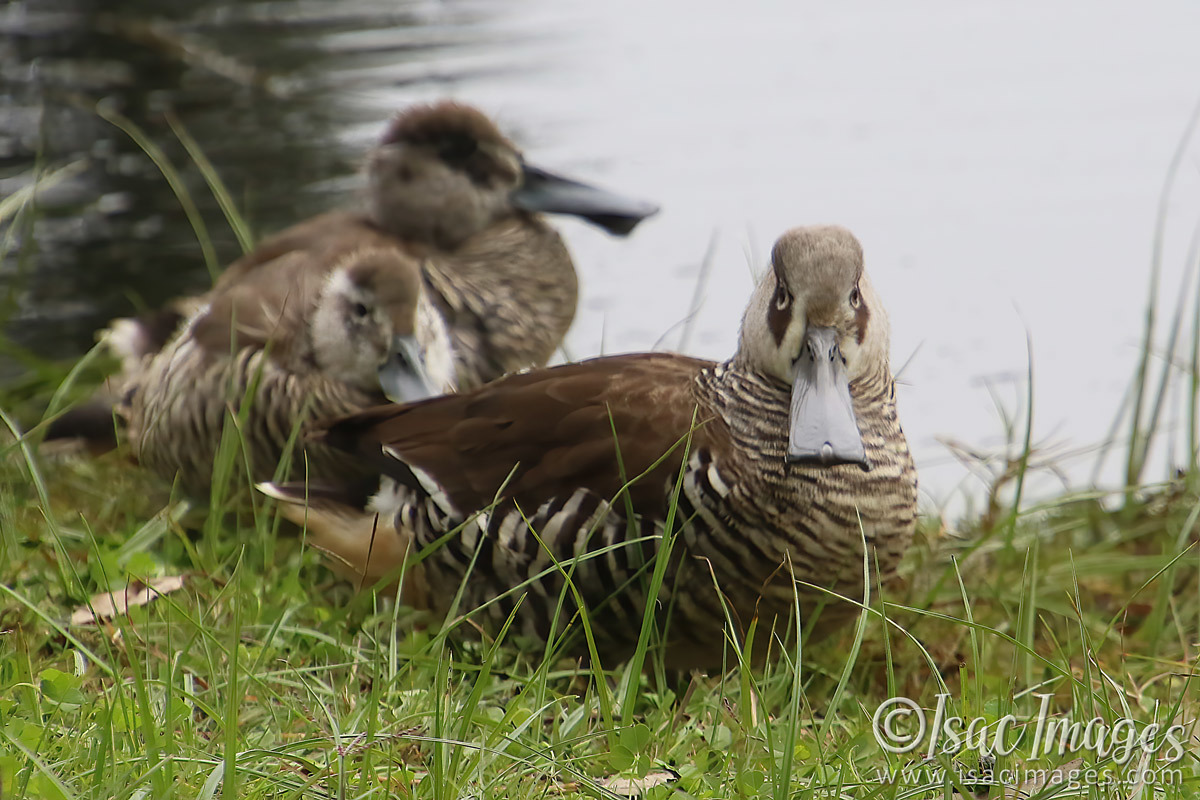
700;357;896;459
848;362;895;410
721;354;894;406
417;215;579;387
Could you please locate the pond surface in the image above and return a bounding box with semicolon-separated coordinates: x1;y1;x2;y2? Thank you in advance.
4;0;1200;507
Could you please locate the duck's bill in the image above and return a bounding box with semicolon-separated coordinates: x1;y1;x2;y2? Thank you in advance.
510;164;659;236
787;326;869;469
378;334;440;404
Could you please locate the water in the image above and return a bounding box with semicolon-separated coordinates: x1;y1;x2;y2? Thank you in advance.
4;0;1200;507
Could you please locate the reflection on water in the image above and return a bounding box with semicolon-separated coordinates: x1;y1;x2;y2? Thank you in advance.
5;0;1200;504
0;0;524;362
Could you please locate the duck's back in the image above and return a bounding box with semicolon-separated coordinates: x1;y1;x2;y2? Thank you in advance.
320;353;747;663
215;211;400;291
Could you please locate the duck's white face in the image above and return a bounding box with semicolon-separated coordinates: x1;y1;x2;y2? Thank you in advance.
311;249;454;401
310;268;396;392
738;225;890;467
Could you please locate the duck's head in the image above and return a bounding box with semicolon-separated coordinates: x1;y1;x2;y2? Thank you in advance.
311;249;453;402
736;225;890;469
366;101;659;248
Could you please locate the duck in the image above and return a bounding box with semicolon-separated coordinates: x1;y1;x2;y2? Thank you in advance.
262;225;918;669
126;247;456;493
45;101;658;458
127;100;658;391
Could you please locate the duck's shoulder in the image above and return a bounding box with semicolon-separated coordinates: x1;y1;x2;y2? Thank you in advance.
216;211;402;291
189;251;326;368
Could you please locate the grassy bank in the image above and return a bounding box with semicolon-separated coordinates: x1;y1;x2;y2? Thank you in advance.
0;391;1196;800
2;332;1199;800
3;126;1200;800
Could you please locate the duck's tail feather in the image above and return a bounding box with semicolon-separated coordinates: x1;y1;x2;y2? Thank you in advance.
257;478;428;607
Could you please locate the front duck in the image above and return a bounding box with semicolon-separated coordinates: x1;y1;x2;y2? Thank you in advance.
266;225;917;669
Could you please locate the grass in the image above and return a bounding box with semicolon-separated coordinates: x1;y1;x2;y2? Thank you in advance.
2;113;1200;800
4;405;1199;800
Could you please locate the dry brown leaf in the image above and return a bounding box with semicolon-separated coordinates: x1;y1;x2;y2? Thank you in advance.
596;770;679;797
70;576;186;625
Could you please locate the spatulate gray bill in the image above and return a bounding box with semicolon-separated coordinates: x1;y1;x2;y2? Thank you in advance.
511;164;659;236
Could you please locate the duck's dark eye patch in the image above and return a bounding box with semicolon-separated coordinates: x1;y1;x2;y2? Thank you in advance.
352;302;370;318
774;285;791;311
437;134;505;186
768;283;792;346
464;157;499;186
436;134;479;165
854;295;870;345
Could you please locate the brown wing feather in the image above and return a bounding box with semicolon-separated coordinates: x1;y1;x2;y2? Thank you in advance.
190;251;326;368
321;353;716;515
214;211;408;291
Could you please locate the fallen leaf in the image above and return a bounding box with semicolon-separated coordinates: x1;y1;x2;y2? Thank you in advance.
70;576;186;625
596;769;679;797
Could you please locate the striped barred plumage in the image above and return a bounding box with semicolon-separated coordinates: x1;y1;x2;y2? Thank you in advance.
365;352;916;666
420;216;578;390
129;335;381;493
123;248;455;493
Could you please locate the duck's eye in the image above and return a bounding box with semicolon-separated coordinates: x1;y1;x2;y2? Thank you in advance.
774;284;791;311
352;302;370;318
849;286;861;308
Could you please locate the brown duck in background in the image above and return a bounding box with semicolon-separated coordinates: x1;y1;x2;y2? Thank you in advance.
127;247;455;493
47;100;658;455
264;225;919;669
129;100;657;390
